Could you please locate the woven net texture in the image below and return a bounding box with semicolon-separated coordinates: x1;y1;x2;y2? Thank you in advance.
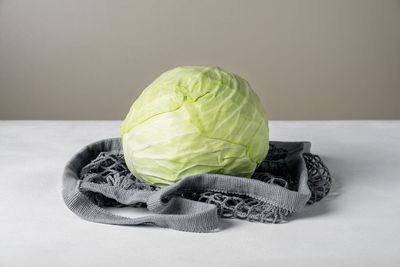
80;144;331;223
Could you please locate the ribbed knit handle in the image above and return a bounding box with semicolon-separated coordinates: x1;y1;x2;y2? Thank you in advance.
78;179;219;232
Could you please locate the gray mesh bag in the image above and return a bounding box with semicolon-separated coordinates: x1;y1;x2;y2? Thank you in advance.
63;138;331;232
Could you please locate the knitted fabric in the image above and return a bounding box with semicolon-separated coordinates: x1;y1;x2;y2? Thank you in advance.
63;138;331;232
76;142;331;225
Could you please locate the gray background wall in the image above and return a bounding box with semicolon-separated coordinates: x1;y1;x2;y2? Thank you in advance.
1;0;399;120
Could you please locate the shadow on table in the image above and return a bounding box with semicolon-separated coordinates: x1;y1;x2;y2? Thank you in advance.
287;155;342;221
218;218;238;231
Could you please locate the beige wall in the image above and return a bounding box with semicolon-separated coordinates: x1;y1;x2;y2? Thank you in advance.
1;0;399;120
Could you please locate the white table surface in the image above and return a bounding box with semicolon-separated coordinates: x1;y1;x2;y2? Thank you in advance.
1;120;399;267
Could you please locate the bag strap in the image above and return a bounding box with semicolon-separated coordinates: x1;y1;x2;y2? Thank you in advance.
62;138;313;232
63;160;219;232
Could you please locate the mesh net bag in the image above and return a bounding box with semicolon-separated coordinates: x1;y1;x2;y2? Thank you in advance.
78;143;331;224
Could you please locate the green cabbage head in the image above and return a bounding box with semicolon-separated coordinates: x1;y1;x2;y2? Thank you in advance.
121;66;269;187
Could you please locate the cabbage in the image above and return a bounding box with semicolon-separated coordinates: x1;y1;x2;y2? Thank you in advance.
121;66;269;187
